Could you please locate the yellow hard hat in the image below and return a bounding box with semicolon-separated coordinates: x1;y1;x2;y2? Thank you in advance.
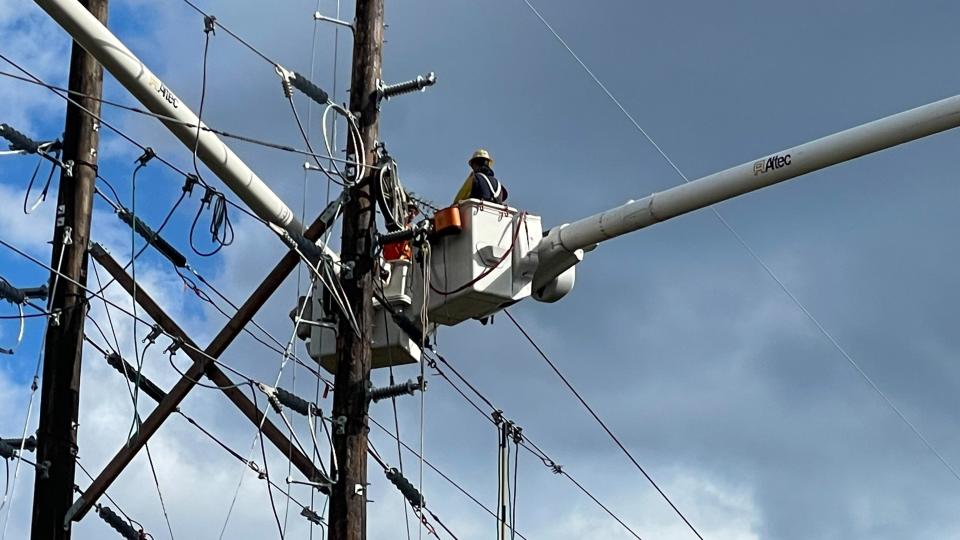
468;148;493;166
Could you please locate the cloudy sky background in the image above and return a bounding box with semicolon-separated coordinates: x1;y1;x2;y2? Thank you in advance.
2;0;960;538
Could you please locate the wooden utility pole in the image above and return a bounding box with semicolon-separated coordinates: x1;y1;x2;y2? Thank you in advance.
328;0;384;538
31;0;107;537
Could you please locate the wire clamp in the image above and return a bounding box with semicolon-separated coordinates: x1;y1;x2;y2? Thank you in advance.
134;147;155;167
334;415;347;435
203;14;216;34
62;159;74;178
491;409;505;426
275;64;295;98
142;324;163;346
182;174;199;195
163;337;182;356
300;506;324;525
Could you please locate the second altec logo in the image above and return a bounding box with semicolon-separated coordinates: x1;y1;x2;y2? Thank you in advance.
753;153;792;175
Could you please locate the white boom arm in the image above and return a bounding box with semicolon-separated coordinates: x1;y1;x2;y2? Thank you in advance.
34;0;303;235
534;94;960;290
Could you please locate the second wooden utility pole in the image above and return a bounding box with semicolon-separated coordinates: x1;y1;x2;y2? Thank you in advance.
30;0;107;538
329;0;384;539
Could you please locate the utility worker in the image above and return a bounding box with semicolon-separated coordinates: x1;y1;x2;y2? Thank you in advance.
453;149;508;204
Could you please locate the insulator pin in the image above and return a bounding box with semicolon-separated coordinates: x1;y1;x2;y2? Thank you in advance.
386;467;425;508
369;377;425;403
117;209;188;268
98;505;142;540
0;123;40;153
379;72;437;101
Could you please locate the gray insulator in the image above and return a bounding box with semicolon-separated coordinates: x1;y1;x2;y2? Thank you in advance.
275;387;314;417
288;230;327;267
386;467;425;508
19;286;48;300
106;353;168;403
98;505;141;540
0;439;16;459
377;228;415;246
0;436;36;453
0;279;25;304
116;209;187;268
0;123;39;153
369;378;423;403
291;72;330;105
380;72;437;101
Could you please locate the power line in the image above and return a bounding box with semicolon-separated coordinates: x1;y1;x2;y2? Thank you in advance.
0;52;267;227
424;349;644;540
176;0;278;67
369;416;525;538
517;0;960;486
503;310;701;539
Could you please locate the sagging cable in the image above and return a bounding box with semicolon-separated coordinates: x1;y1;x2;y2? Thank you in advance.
97;505;145;540
369;376;425;403
386;467;425;508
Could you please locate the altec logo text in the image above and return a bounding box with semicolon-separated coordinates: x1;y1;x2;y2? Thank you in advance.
753;153;792;175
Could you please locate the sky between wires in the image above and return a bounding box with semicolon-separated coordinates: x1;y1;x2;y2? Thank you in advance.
2;1;960;539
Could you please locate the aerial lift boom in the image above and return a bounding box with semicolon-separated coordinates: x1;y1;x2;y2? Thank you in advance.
33;0;303;236
534;94;960;290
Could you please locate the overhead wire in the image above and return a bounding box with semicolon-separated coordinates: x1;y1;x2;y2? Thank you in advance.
517;0;960;485
504;310;697;539
423;349;644;540
0;228;70;540
0;70;370;169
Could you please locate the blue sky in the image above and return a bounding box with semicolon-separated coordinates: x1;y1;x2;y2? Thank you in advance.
2;1;960;539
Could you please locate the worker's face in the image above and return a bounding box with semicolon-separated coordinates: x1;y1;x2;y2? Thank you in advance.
471;159;489;171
